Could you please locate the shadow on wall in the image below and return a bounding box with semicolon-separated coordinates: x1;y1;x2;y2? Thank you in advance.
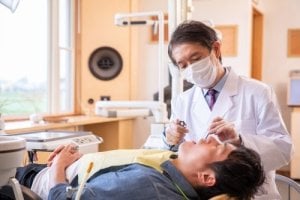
153;79;193;118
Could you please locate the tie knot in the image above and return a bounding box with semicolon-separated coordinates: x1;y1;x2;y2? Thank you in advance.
208;89;216;96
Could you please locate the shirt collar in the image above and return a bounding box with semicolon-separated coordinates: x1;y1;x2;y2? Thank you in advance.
203;67;229;95
160;160;198;198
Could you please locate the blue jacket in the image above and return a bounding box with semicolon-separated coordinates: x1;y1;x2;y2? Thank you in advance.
48;161;199;200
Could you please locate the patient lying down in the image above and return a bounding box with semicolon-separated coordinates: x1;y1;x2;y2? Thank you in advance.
15;135;265;200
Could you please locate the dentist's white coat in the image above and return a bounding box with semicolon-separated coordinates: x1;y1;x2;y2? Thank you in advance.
171;67;293;199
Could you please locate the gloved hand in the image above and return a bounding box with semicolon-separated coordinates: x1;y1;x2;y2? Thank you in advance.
165;119;189;145
208;117;241;145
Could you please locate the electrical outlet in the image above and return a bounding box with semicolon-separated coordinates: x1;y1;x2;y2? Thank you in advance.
100;96;111;101
87;98;94;105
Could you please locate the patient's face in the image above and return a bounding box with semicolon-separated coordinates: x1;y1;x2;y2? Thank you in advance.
178;135;236;169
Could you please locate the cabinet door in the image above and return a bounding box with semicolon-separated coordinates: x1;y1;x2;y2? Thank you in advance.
291;109;300;179
83;119;133;151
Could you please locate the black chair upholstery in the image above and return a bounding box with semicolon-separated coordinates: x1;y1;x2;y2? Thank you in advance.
0;185;42;200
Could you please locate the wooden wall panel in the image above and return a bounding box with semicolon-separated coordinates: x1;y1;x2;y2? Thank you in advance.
215;25;238;56
290;108;300;179
288;29;300;57
79;0;131;113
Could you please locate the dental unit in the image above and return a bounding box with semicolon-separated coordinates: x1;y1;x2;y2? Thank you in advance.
96;0;193;149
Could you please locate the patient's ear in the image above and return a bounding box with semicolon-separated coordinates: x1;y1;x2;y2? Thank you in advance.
197;169;216;187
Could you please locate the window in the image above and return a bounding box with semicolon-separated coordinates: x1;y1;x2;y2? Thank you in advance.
0;0;74;117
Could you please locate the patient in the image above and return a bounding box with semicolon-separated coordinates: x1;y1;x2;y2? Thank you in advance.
15;135;264;200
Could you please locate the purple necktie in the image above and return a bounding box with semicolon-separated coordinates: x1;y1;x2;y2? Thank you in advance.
208;89;216;110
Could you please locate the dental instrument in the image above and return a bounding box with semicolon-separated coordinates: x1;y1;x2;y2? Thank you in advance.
178;120;186;128
75;162;94;200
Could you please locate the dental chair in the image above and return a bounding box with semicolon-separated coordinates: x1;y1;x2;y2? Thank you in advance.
275;174;300;200
0;185;42;200
0;136;42;200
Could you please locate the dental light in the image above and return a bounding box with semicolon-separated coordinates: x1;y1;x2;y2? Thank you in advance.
0;0;20;13
115;14;157;26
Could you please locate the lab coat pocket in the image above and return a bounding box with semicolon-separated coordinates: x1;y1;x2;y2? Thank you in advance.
234;119;257;135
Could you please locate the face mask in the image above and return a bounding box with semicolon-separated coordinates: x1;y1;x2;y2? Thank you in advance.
181;56;218;88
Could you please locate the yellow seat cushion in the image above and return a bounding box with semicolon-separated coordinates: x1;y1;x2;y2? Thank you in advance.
78;149;173;184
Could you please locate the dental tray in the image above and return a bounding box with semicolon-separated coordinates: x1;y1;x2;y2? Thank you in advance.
14;131;103;152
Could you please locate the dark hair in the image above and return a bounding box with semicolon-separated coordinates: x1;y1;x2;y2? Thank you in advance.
168;20;221;65
196;146;265;200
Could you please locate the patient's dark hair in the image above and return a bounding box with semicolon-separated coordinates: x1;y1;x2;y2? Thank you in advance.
196;146;265;200
168;20;222;65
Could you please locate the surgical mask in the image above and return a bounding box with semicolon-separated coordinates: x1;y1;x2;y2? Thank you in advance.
181;55;217;88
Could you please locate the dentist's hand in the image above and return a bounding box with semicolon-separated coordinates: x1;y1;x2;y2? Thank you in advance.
165;119;188;145
208;117;241;145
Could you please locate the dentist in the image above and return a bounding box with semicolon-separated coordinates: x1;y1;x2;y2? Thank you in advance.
164;20;293;199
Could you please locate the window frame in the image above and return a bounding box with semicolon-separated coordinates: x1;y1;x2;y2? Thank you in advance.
2;0;77;121
48;0;76;114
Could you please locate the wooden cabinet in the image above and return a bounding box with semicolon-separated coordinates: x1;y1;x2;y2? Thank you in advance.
290;108;300;179
5;115;133;164
83;119;133;151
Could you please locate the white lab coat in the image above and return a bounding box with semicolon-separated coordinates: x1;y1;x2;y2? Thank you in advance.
170;67;293;199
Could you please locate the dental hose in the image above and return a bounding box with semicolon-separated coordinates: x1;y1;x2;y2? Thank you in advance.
75;162;94;200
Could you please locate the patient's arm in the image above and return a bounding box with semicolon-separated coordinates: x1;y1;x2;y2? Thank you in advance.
31;157;80;200
30;144;81;200
49;144;82;184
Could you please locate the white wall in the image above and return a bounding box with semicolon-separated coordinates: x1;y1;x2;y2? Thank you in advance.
255;0;300;131
192;0;253;76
